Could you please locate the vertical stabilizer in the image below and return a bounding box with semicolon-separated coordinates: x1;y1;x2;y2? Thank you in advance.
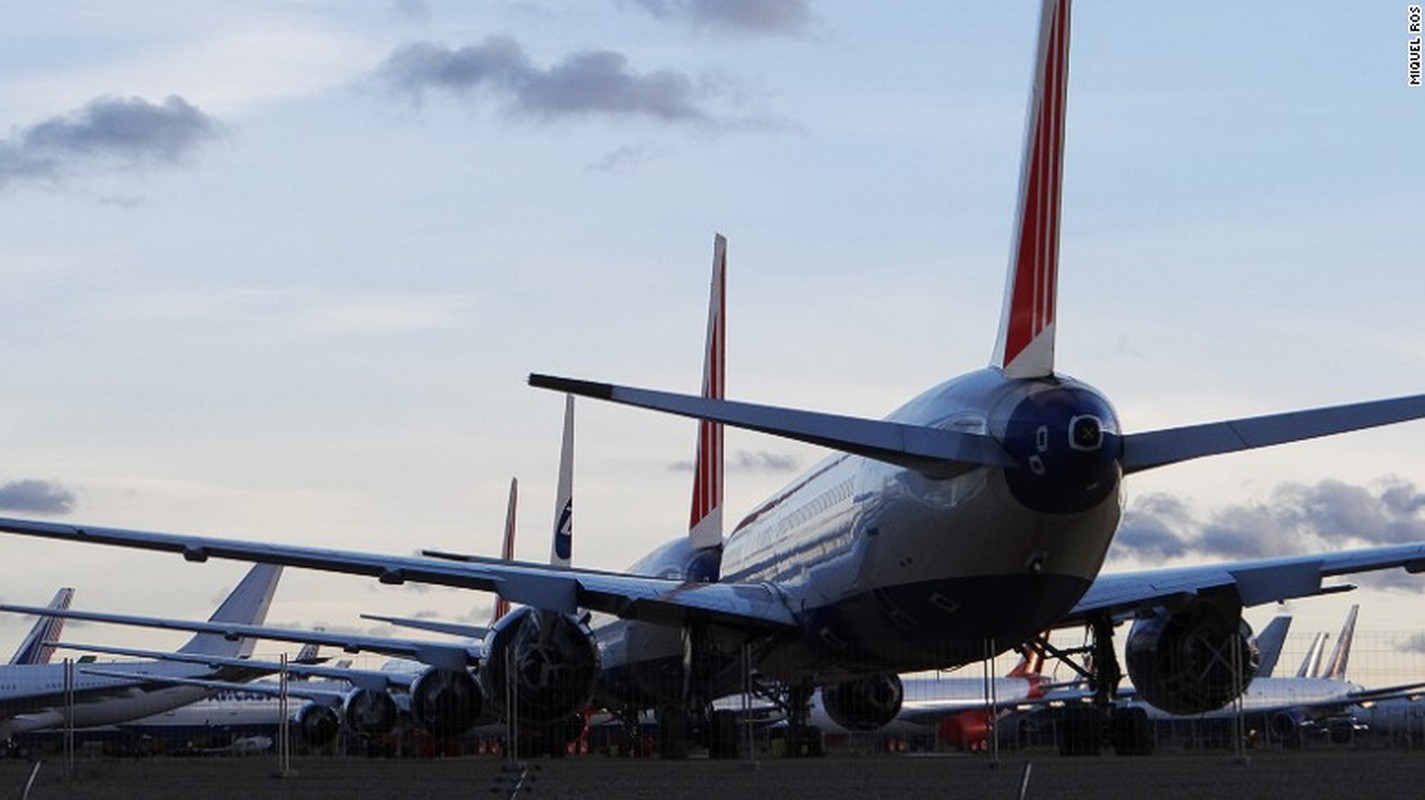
8;587;74;665
1297;631;1328;678
1322;604;1359;680
992;0;1071;379
492;477;518;623
550;395;575;568
688;233;726;551
177;564;282;657
1253;615;1292;678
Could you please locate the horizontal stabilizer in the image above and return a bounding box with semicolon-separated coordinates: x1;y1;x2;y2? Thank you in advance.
528;374;1015;477
1121;393;1425;474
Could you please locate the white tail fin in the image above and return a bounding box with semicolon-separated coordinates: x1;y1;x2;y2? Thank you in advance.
491;476;518;624
7;587;74;665
1322;604;1359;680
688;233;726;551
550;394;575;567
993;0;1070;379
1297;631;1328;678
177;564;282;657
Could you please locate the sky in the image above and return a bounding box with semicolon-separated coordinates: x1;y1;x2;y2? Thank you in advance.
1;1;1424;681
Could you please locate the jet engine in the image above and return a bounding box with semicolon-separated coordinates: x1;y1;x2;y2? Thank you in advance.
409;667;485;738
293;703;340;746
821;673;904;731
341;687;400;736
481;606;599;726
1124;604;1259;715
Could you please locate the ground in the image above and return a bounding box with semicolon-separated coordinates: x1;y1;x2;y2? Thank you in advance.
3;749;1422;799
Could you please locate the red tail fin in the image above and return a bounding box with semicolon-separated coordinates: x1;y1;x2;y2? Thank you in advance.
993;0;1070;379
688;233;726;551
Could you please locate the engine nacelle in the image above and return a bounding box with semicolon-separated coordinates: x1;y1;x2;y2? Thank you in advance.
821;673;904;732
409;667;485;738
342;687;400;736
293;703;340;746
481;606;599;726
1125;604;1259;715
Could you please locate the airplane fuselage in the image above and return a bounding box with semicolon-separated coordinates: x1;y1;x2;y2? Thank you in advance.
597;368;1123;704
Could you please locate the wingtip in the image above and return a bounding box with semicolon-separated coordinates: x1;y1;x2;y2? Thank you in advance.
529;373;615;400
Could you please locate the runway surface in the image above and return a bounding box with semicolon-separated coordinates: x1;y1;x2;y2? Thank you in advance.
4;749;1423;799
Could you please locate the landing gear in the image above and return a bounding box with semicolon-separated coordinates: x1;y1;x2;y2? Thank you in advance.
1047;612;1155;756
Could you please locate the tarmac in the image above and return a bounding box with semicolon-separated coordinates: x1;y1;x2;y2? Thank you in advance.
4;749;1424;800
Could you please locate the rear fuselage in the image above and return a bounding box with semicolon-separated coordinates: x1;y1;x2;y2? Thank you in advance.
597;367;1123;704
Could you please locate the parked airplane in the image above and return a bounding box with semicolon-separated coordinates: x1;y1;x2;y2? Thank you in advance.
6;0;1425;761
0;564;280;744
7;587;73;666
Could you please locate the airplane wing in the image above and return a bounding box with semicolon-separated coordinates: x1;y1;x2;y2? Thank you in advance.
1066;542;1425;623
50;640;412;692
0;517;800;633
0;601;479;671
77;666;347;706
359;612;488;640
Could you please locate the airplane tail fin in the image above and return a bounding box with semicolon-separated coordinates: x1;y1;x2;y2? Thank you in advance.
992;0;1070;379
1253;615;1293;679
1297;631;1329;678
1322;604;1359;680
688;233;726;551
7;587;74;665
492;477;518;624
549;395;575;568
176;564;282;657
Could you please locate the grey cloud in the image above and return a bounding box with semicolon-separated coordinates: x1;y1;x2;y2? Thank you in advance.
0;96;218;188
0;479;76;514
1108;478;1425;592
628;0;815;36
377;37;731;126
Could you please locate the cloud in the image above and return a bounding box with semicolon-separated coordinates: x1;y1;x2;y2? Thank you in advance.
669;450;798;474
626;0;816;37
0;96;218;188
1108;477;1425;591
376;37;741;127
0;479;76;514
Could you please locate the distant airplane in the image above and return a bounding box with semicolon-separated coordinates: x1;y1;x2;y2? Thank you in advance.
7;0;1425;763
7;587;73;666
0;565;280;743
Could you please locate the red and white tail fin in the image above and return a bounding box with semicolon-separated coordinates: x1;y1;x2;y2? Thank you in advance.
491;477;518;624
1322;604;1359;681
550;394;575;568
993;0;1071;379
688;233;726;551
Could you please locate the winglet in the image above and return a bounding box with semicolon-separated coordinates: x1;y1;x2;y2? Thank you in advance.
689;233;726;551
993;0;1070;379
